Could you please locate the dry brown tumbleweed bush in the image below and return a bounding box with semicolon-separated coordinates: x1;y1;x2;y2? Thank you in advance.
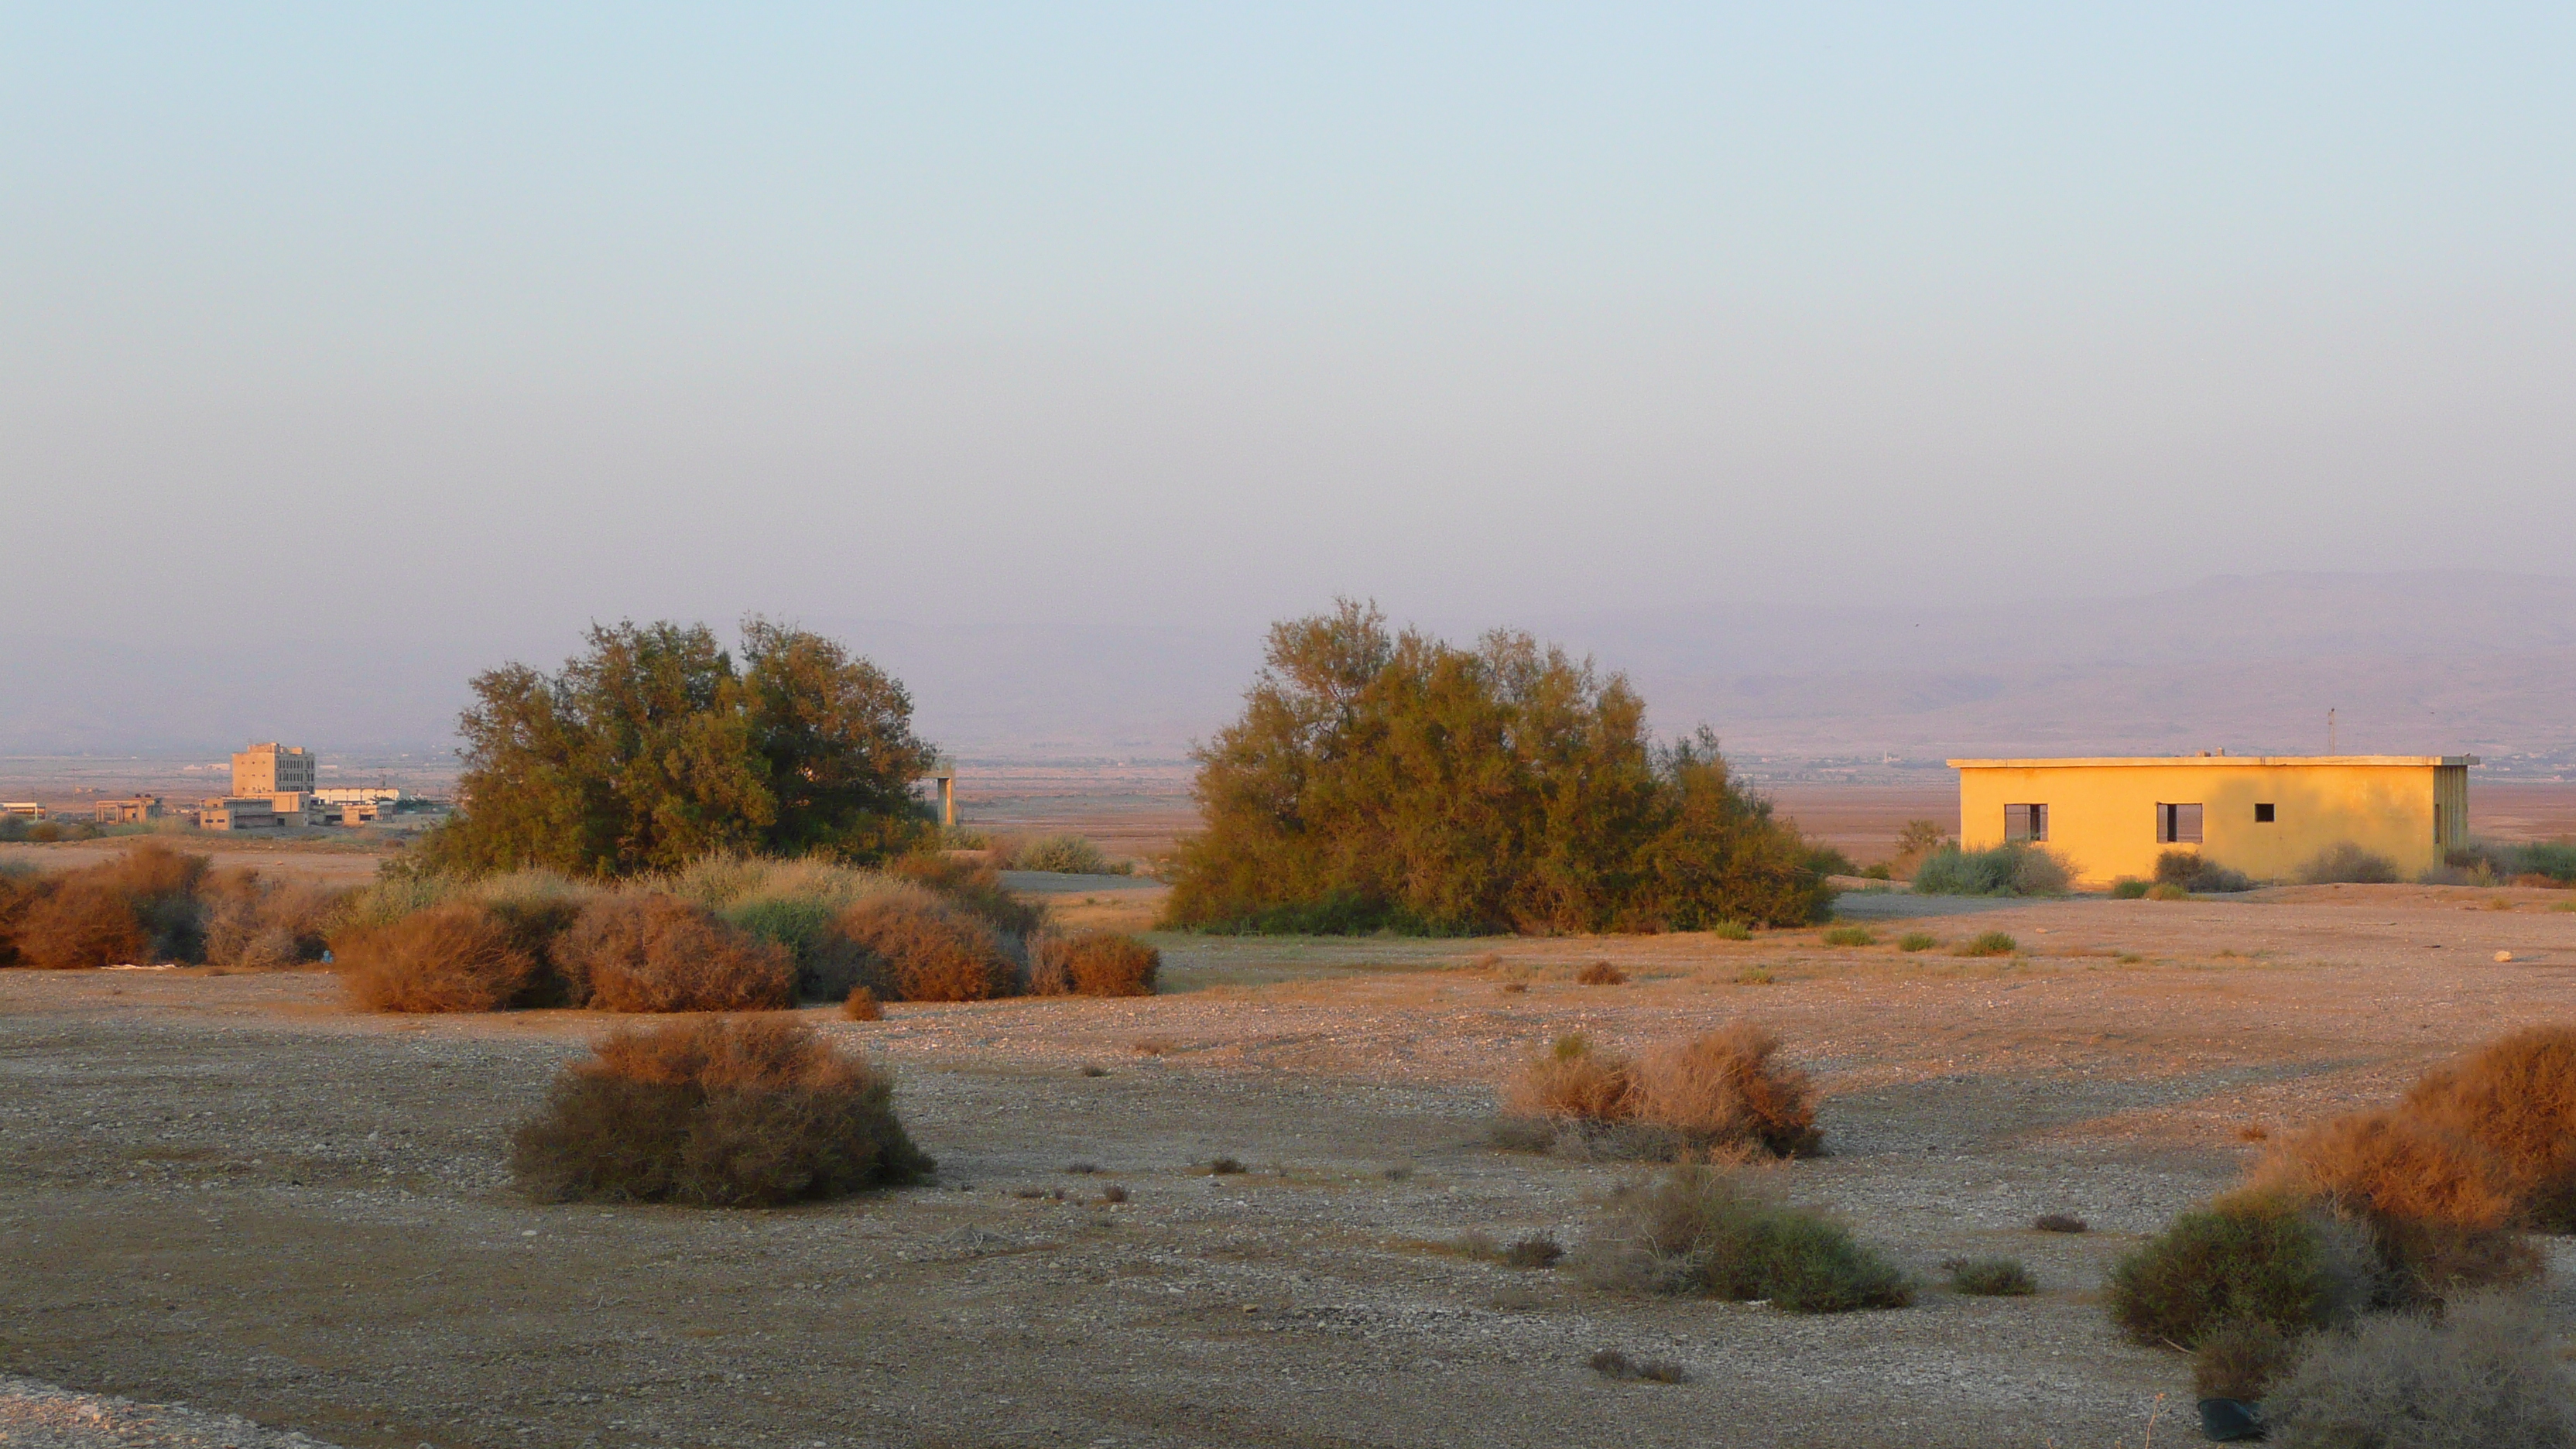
1575;960;1627;985
1499;1023;1820;1160
841;985;884;1021
824;895;1018;1002
2404;1026;2576;1231
14;880;149;970
337;902;539;1012
509;1014;932;1206
553;894;795;1012
1028;928;1159;996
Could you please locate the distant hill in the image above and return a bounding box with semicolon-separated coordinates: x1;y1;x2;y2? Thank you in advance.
5;571;2571;764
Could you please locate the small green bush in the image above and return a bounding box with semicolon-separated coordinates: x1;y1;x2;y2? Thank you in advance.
1910;844;2070;897
2147;881;2190;901
1896;930;1937;952
2156;851;2258;892
1008;834;1115;875
1954;930;2016;957
2299;842;2399;886
2105;1197;2358;1348
1943;1255;2036;1296
1820;926;1875;947
1709;920;1753;941
1573;1166;1911;1312
2109;878;2150;899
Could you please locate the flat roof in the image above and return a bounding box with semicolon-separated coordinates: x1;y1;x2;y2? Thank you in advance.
1947;755;2478;769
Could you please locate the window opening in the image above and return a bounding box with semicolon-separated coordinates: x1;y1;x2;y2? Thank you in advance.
2157;803;2204;844
2005;803;2048;843
2254;803;2275;824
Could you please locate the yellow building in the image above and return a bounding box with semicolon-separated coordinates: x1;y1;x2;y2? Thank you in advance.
1947;754;2475;886
231;742;317;796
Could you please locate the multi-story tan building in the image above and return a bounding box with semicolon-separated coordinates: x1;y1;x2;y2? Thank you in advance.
231;743;317;796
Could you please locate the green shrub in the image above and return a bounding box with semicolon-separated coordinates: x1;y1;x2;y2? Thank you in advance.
1943;1255;2036;1296
1161;601;1832;934
1820;926;1875;947
1954;930;2016;957
2156;851;2258;892
1710;920;1754;941
2105;1197;2359;1348
2267;1291;2576;1449
1896;930;1937;952
1910;844;2070;897
1573;1166;1911;1312
1008;834;1115;875
509;1015;933;1206
2299;842;2399;886
2109;877;2150;899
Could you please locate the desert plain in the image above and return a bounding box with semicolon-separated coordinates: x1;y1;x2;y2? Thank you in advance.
3;784;2576;1447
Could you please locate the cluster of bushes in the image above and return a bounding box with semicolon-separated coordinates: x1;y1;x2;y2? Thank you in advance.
2108;1026;2576;1433
1908;842;2071;898
999;834;1131;875
510;1014;932;1205
2430;839;2576;889
329;853;1156;1014
1496;1023;1821;1160
0;843;338;971
1571;1166;1913;1313
1162;601;1834;935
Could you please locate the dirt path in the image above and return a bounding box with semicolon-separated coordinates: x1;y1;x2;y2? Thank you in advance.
4;886;2574;1447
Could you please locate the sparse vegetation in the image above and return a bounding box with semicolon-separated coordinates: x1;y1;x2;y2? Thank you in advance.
1028;928;1160;996
2109;877;2149;899
2033;1213;2088;1234
1821;926;1875;947
1709;920;1754;941
1588;1348;1690;1384
1890;820;1952;879
1953;930;2017;957
2156;851;2256;893
1575;960;1627;985
2266;1291;2576;1448
1572;1166;1912;1312
509;1015;932;1206
1943;1255;2036;1296
2146;882;2190;900
2298;842;2399;886
1896;930;1937;952
1499;1025;1821;1160
1162;601;1834;934
1005;834;1122;875
1910;843;2070;897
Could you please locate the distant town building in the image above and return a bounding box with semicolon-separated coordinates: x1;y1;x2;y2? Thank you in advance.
2;802;47;822
92;795;164;824
1947;753;2475;885
200;797;285;831
231;743;317;797
314;786;402;806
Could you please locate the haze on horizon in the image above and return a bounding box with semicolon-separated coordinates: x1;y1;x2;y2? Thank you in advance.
6;6;2573;759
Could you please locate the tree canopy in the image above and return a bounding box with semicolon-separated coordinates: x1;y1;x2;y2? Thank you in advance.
421;619;936;878
1161;601;1833;933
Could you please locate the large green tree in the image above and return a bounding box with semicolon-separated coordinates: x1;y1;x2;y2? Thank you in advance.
422;619;935;878
1163;601;1831;933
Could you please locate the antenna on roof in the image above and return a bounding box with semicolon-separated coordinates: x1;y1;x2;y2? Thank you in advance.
2327;707;2337;755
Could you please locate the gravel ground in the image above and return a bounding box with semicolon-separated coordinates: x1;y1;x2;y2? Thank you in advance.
2;882;2573;1447
0;1372;345;1447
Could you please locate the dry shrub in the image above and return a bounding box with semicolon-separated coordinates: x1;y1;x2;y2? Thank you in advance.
2033;1212;2088;1234
553;894;795;1012
0;871;47;967
2405;1026;2576;1231
841;985;884;1021
1500;1026;1819;1160
1942;1255;2036;1296
2267;1291;2576;1449
886;852;1043;937
509;1015;933;1206
2193;1318;2297;1402
1573;1166;1912;1312
15;880;148;969
337;902;539;1012
200;868;341;970
1028;929;1159;996
824;895;1017;1003
1576;960;1627;985
1589;1349;1690;1383
2299;841;2400;886
2249;1111;2540;1302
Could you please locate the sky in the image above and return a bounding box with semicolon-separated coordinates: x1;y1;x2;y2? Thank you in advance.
7;5;2574;728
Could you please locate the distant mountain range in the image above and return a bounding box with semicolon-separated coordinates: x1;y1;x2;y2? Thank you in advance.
5;571;2571;766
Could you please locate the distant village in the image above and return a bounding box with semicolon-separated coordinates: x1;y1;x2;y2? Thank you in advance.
1;743;431;832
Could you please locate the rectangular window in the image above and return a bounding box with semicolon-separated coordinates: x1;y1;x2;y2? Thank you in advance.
2157;803;2204;844
2005;803;2048;842
2254;803;2276;823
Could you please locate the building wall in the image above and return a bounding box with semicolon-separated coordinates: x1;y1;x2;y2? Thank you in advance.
1954;758;2460;885
231;744;317;796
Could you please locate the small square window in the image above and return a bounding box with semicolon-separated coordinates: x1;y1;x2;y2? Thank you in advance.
2254;803;2275;823
2005;803;2048;842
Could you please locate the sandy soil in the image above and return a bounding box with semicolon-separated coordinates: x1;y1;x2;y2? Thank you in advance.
5;883;2576;1447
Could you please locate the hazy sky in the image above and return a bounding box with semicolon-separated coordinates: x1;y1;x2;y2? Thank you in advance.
9;5;2573;670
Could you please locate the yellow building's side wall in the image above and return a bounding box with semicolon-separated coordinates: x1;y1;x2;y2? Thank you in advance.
1956;764;2444;885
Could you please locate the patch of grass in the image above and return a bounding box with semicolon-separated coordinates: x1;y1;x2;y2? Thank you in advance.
1098;1184;1129;1204
1896;930;1937;952
1953;930;2017;958
1588;1349;1690;1384
2267;1291;2576;1448
1080;1064;1109;1077
1130;1037;1176;1056
1735;966;1776;986
2146;882;2190;901
508;1015;932;1206
1004;833;1116;875
1708;920;1753;941
1203;1156;1246;1175
1499;980;1530;994
1453;1231;1565;1269
1573;1166;1912;1312
1820;926;1875;947
2108;877;2149;899
2033;1213;2088;1234
1942;1255;2036;1296
1576;960;1629;985
1028;928;1160;996
2115;951;2147;963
